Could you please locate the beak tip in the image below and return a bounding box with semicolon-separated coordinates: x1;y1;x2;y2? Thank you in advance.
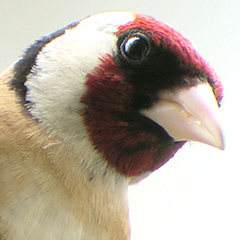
214;142;225;151
217;135;225;151
202;130;225;151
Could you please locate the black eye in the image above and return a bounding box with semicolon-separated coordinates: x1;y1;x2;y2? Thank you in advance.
121;34;150;61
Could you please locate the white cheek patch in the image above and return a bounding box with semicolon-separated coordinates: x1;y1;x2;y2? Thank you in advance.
24;11;135;142
25;26;117;141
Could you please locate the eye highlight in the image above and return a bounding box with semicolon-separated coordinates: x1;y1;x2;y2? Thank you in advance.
120;33;150;61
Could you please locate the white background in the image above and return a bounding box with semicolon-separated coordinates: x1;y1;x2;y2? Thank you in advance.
1;1;239;239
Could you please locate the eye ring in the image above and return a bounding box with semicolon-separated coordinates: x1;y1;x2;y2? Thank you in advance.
120;33;150;61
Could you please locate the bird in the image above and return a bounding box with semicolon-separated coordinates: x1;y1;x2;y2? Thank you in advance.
0;11;224;240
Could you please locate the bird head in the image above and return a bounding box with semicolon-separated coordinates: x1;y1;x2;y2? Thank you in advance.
11;11;224;182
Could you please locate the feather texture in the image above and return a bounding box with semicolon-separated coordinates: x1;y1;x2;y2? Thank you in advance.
0;11;224;239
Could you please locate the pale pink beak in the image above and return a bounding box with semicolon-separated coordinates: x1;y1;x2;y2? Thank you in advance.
140;83;224;150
